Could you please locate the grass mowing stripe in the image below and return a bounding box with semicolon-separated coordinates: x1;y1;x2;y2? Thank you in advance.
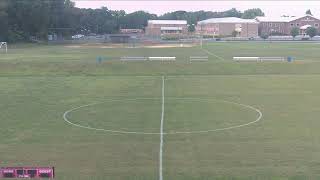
159;76;165;180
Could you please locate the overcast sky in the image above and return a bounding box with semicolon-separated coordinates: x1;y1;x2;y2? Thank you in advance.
73;1;320;17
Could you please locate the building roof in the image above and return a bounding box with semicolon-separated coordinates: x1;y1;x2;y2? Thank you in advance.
197;17;258;25
148;20;187;25
255;16;296;22
256;14;318;22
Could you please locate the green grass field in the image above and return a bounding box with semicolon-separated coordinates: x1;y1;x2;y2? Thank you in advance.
1;42;320;180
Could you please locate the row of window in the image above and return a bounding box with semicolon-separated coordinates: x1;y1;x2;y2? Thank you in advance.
290;23;319;27
160;30;182;34
263;23;285;27
269;29;285;34
264;23;319;27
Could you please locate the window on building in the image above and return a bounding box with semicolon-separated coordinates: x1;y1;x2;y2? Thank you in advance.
315;23;319;27
290;23;294;27
269;23;272;27
296;23;300;26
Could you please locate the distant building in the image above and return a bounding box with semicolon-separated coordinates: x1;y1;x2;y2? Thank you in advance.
145;20;188;37
120;29;143;34
196;17;259;37
256;14;320;36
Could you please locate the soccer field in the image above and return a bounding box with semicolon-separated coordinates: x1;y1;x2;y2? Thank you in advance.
1;42;320;180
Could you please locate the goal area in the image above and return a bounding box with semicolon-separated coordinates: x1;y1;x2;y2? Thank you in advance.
0;42;7;53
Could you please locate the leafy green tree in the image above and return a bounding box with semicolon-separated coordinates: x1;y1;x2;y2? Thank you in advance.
290;27;299;39
188;24;195;32
159;9;243;32
222;8;242;18
119;11;157;30
0;0;8;41
160;10;188;20
241;8;265;19
7;0;50;41
1;3;268;42
306;27;317;39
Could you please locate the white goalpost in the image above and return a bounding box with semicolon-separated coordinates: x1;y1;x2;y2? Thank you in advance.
0;42;7;53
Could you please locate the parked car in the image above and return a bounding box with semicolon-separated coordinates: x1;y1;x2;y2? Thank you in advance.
71;34;85;39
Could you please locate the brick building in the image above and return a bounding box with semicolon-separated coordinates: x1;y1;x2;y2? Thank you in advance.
145;20;188;37
256;15;320;36
195;17;259;37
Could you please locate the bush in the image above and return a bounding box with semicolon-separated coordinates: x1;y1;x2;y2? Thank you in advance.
214;35;227;38
160;34;182;40
270;32;287;36
306;27;317;39
161;36;180;40
7;30;26;42
260;33;269;40
202;35;214;39
290;27;299;39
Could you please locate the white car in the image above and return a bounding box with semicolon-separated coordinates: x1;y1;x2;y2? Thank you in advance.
71;34;85;39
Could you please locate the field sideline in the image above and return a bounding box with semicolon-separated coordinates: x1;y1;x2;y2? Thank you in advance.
1;42;320;180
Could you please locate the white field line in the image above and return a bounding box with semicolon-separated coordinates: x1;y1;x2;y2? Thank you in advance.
63;98;162;135
159;76;165;180
163;97;263;134
62;97;262;135
201;48;225;61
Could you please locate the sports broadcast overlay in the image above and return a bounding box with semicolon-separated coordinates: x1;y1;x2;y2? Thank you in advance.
0;167;54;178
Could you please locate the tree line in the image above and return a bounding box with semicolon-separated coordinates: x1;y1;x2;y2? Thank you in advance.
0;0;265;42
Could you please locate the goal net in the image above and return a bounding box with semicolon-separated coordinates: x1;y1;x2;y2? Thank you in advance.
0;42;7;53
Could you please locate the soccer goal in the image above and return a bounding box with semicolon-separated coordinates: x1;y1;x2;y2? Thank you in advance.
0;42;7;53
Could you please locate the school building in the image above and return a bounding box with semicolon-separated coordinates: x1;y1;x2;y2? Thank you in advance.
145;14;320;38
145;20;188;37
256;15;320;36
195;17;259;37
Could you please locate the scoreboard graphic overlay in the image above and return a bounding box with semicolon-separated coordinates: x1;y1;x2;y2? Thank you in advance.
0;167;54;178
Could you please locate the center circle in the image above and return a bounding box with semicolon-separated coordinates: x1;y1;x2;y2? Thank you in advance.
63;98;262;134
